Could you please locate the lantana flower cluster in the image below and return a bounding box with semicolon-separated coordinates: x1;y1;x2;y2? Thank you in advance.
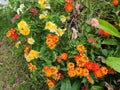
43;44;109;88
6;0;118;89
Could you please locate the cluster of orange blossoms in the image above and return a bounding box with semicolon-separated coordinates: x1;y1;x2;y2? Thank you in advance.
46;34;59;49
44;66;63;88
64;0;74;12
44;44;109;88
67;44;108;82
43;66;62;80
6;28;18;40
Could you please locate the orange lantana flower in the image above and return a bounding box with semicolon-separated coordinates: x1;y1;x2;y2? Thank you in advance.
94;69;103;78
75;67;82;76
67;62;75;70
76;44;86;54
101;66;108;75
28;63;37;71
64;3;74;12
92;63;100;71
60;52;68;61
82;68;89;77
43;66;58;77
112;0;119;6
46;34;59;49
6;28;18;40
53;35;59;43
50;66;58;75
48;43;56;49
24;46;30;55
68;70;76;77
46;80;55;88
52;73;61;81
84;61;93;70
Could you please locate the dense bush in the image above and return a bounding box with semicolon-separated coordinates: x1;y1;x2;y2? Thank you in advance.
2;0;120;90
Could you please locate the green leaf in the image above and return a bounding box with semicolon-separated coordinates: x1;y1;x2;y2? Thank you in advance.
105;57;120;73
102;38;117;45
60;67;67;71
91;85;104;90
97;19;120;38
102;49;108;56
71;80;81;90
60;78;71;90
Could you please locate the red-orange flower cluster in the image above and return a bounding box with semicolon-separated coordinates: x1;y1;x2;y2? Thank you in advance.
66;45;108;80
73;54;89;67
46;34;59;49
98;29;111;37
6;28;18;40
85;61;108;78
64;0;74;12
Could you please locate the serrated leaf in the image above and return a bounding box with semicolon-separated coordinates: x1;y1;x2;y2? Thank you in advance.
105;57;120;73
97;19;120;38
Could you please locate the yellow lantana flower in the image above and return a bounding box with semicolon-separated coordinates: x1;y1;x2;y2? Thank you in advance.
27;38;35;45
18;20;28;30
56;28;66;36
45;21;57;33
40;3;46;9
18;20;30;36
38;0;50;9
45;21;52;29
39;14;48;19
15;41;21;48
26;50;39;62
60;15;66;23
38;0;46;4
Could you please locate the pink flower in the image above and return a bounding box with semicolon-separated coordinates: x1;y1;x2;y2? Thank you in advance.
87;37;96;44
14;14;20;19
90;18;99;27
11;14;20;23
98;29;104;35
